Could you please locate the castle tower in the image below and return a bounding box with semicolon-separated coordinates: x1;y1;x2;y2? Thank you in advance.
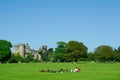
19;44;25;57
14;44;25;57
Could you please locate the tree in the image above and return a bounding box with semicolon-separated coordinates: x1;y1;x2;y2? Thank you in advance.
0;40;12;63
54;41;66;62
9;53;23;63
94;45;115;62
38;46;48;62
65;40;88;62
56;41;66;48
114;46;120;62
87;52;94;61
8;54;18;63
47;48;56;62
24;53;37;63
15;53;23;62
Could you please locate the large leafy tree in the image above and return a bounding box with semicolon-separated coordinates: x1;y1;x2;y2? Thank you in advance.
94;45;115;62
0;40;12;63
54;41;66;62
65;40;88;62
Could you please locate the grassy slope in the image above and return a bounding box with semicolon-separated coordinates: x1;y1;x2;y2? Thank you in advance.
0;62;120;80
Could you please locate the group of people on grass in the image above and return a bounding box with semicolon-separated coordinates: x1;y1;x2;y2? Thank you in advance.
71;67;81;72
39;67;81;73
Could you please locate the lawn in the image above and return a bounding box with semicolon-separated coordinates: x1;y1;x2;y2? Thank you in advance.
0;62;120;80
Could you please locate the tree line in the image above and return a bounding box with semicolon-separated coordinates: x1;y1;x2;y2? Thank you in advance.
0;39;120;63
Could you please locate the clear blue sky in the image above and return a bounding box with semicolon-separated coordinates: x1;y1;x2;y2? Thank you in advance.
0;0;120;52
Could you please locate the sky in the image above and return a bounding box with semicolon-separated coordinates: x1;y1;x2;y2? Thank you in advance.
0;0;120;52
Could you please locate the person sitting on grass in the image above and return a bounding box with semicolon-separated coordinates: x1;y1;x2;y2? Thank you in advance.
77;68;81;72
74;67;78;72
72;67;81;72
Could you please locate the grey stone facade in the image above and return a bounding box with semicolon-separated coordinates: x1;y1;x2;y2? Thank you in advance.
14;43;41;60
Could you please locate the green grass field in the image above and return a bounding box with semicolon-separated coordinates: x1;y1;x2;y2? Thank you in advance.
0;62;120;80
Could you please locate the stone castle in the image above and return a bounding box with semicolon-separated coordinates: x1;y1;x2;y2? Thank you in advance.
14;43;47;61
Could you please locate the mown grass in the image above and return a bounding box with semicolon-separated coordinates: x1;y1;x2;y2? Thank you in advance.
0;62;120;80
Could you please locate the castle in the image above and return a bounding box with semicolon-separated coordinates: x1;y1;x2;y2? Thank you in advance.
14;43;47;61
